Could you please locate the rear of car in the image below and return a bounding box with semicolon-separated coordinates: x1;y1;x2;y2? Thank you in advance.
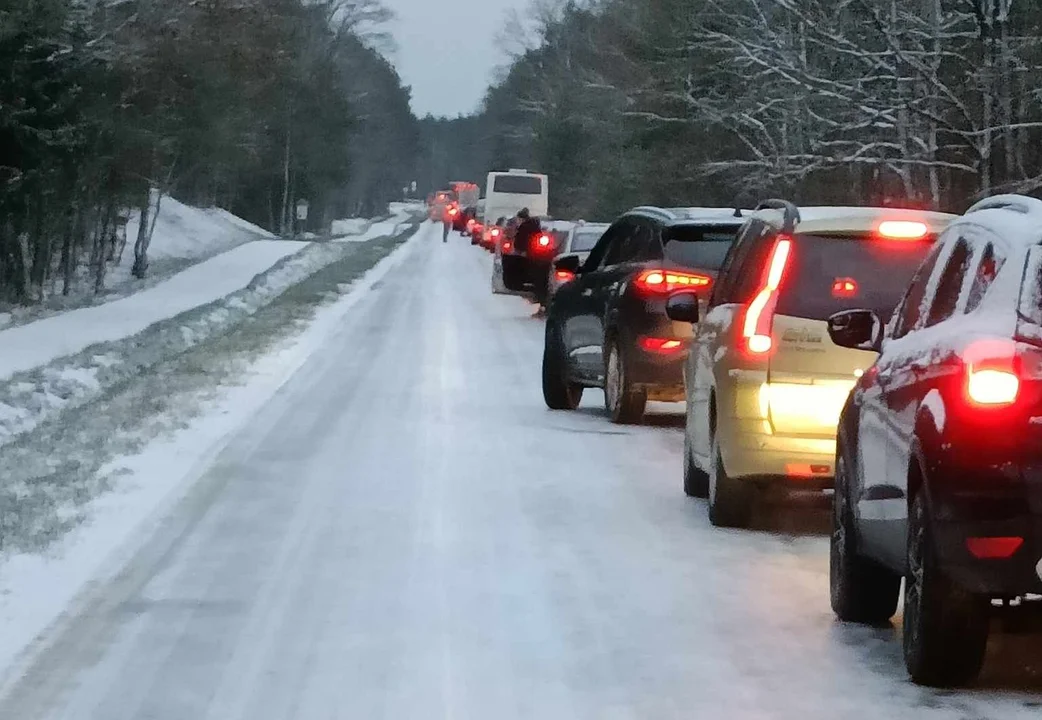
718;209;952;485
623;222;740;401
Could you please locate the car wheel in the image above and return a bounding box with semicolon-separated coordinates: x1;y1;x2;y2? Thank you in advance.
707;434;752;528
604;339;646;424
683;431;708;498
903;487;989;687
830;447;900;623
542;322;583;410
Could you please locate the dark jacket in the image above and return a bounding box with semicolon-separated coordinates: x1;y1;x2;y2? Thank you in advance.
514;217;542;253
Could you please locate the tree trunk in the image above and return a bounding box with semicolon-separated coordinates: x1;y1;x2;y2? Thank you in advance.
132;189;152;279
280;128;292;236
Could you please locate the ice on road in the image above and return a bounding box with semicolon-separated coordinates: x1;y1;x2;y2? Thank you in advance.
3;223;1040;719
0;241;303;381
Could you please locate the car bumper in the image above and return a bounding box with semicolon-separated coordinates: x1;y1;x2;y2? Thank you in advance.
928;466;1042;596
628;347;687;401
719;418;836;488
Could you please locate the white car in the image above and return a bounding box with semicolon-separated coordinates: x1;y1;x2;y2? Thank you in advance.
546;221;610;301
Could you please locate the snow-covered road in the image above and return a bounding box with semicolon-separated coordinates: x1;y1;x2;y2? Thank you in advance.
3;223;1040;718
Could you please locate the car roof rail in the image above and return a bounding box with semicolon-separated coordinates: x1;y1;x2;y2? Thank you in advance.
755;199;801;233
966;194;1042;218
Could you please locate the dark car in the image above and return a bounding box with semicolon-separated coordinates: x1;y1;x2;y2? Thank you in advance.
541;207;745;423
828;194;1042;687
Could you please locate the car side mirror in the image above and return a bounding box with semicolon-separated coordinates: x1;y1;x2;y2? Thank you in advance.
553;253;581;275
827;309;882;352
665;291;700;324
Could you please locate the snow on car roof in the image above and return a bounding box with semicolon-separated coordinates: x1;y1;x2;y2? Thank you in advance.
755;205;956;235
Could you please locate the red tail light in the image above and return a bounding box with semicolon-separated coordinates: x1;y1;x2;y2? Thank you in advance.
490;228;501;238
634;269;711;294
742;237;792;355
639;337;684;354
963;339;1020;407
966;537;1023;559
502;241;512;252
448;207;458;216
554;270;575;283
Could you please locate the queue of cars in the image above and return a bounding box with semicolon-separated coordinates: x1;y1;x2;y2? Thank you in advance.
475;195;1042;689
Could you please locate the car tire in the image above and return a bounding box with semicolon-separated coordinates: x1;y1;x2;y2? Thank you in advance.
903;487;989;687
830;446;900;623
683;431;708;498
542;322;583;410
604;338;646;424
707;435;752;528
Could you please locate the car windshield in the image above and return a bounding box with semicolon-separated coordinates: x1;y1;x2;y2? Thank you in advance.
663;226;738;269
777;234;935;320
571;230;604;252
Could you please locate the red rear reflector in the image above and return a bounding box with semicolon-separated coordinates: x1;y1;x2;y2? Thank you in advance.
743;237;792;355
554;270;575;283
832;277;858;298
634;269;711;294
877;220;928;239
639;337;684;353
785;464;832;478
966;537;1023;559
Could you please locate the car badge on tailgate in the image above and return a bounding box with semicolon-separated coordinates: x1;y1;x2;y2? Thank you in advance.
781;328;823;345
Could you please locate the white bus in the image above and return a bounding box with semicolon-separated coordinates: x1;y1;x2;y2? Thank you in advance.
483;169;549;224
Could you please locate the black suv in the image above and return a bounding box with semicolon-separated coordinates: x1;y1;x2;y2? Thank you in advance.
829;194;1042;687
542;207;744;423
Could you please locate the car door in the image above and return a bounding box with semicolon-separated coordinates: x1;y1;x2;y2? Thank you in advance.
562;221;626;381
603;217;660;343
854;239;945;558
687;220;769;465
875;231;973;565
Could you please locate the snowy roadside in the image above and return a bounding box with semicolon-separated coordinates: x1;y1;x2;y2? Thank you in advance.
0;223;428;689
0;219;417;448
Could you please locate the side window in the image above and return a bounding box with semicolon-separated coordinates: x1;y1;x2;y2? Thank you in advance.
585;222;623;270
892;240;945;339
711;220;762;306
964;242;1005;314
630;220;662;262
925;238;972;327
601;220;634;267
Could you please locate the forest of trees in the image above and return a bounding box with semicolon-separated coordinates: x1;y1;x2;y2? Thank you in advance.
423;0;1042;222
0;0;418;305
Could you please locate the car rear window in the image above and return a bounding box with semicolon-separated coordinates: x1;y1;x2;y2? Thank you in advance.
662;226;739;270
571;230;603;252
492;175;542;194
776;234;935;320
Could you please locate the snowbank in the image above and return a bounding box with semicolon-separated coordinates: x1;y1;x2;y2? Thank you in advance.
0;241;306;383
125;195;274;262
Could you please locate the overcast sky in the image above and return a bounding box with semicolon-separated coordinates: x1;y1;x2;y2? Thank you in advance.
384;0;528;118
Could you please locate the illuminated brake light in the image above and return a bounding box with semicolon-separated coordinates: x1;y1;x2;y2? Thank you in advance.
639;337;684;353
537;234;551;247
554;270;575;283
634;269;711;294
966;537;1023;559
832;277;858;298
448;207;458;216
963;338;1020;406
743;237;792;355
877;220;928;240
967;369;1019;405
490;228;501;237
502;241;512;252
